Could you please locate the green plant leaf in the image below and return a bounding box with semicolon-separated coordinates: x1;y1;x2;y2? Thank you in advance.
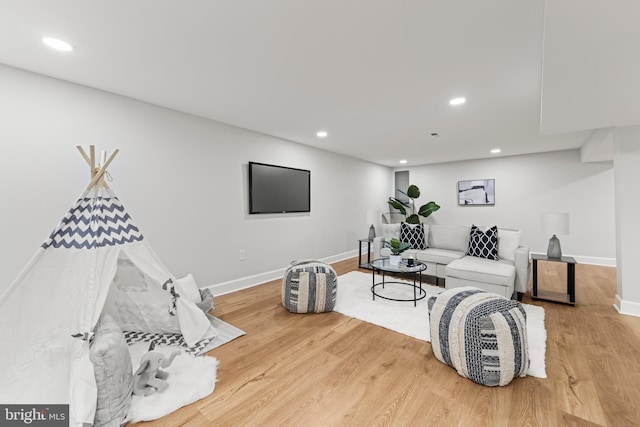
387;197;407;216
385;238;412;254
418;201;441;218
397;241;412;253
406;214;420;224
407;185;420;199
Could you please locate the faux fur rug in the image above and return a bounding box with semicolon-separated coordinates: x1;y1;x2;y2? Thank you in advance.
127;342;218;423
334;271;547;378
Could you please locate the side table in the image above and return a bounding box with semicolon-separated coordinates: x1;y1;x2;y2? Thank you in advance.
531;254;577;305
358;238;373;269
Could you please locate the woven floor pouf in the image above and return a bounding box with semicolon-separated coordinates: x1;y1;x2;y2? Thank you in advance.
428;286;529;386
282;260;337;313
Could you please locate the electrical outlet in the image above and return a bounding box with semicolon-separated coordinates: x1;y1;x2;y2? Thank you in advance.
239;249;246;261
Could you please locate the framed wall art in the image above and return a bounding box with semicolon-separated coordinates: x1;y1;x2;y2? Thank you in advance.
458;179;495;206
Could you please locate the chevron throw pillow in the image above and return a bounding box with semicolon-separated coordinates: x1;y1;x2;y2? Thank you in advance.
467;225;499;260
400;222;427;250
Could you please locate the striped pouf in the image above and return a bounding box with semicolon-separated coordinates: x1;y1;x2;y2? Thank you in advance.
282;260;337;313
428;286;529;386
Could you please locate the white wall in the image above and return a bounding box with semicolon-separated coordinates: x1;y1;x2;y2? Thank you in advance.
0;64;392;295
613;127;640;316
398;150;615;264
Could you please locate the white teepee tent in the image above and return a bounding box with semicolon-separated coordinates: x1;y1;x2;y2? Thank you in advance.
0;146;216;425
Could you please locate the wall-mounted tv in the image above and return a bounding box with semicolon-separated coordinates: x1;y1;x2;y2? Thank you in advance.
248;161;311;214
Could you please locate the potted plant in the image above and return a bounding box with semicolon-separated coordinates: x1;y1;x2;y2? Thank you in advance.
387;184;440;224
385;238;411;266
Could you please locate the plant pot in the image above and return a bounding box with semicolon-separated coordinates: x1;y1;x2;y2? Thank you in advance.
389;254;402;266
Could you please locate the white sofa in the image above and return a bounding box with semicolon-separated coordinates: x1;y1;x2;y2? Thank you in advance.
373;223;529;299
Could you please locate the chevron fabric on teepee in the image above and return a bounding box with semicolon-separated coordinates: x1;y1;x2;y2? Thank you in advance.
42;192;144;249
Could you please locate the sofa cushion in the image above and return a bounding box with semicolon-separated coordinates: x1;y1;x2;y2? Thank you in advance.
498;229;522;262
400;222;427;250
379;223;401;241
446;256;516;286
429;225;470;252
467;225;499;260
415;248;465;265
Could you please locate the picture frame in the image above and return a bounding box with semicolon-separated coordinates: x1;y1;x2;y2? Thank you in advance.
458;179;495;205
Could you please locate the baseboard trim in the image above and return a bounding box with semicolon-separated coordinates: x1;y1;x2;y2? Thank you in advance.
614;295;640;317
205;249;358;296
529;252;616;267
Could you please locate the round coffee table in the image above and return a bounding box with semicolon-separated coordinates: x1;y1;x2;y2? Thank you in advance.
370;258;427;306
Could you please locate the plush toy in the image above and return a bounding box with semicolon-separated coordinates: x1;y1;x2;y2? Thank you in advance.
133;341;181;396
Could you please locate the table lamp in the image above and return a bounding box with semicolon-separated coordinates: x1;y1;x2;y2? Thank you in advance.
541;212;570;259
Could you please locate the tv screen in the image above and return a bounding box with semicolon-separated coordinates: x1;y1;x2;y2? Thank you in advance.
249;162;311;214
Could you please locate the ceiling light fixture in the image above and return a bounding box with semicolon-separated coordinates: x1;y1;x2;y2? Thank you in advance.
316;131;328;138
42;37;74;52
399;159;408;164
491;148;501;154
449;97;466;106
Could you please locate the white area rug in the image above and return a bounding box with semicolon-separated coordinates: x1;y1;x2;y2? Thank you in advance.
127;342;218;423
334;271;547;378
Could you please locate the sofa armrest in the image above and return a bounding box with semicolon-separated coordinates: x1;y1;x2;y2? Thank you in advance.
514;245;530;294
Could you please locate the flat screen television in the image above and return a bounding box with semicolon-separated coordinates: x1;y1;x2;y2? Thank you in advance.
248;162;311;214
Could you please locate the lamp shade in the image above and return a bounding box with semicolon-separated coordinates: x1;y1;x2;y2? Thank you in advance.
541;212;570;236
366;209;380;226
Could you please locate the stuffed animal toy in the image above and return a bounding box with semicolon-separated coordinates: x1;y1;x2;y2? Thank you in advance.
133;341;181;396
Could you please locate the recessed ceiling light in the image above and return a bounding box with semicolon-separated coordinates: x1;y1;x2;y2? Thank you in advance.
449;97;466;106
491;148;501;154
42;37;74;52
316;131;328;138
399;159;408;164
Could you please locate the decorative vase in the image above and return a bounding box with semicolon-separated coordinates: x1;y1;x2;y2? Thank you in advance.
389;254;402;266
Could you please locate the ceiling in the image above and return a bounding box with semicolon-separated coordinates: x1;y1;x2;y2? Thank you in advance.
1;1;634;167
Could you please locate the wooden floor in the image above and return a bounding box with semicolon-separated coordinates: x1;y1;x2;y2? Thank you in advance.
132;258;640;427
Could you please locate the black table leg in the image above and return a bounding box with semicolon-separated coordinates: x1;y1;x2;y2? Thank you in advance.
412;273;417;307
371;267;375;301
568;263;576;304
532;258;538;297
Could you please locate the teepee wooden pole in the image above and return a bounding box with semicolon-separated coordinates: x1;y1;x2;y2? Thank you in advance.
77;145;103;181
90;145;97;178
87;149;119;190
76;145;91;168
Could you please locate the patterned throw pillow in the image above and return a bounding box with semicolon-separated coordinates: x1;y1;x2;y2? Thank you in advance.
400;222;427;250
467;225;499;260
